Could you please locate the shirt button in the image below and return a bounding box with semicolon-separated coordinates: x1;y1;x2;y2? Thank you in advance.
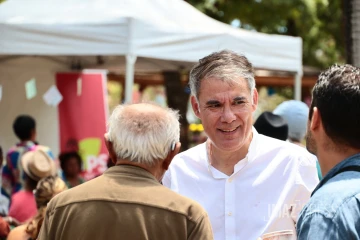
228;212;232;216
228;179;232;183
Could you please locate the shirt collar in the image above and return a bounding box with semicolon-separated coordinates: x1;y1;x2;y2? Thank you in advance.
104;164;160;184
311;153;360;196
16;141;36;148
205;127;259;178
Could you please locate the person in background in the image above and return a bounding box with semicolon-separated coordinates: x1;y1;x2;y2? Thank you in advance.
253;111;288;141
1;115;55;200
8;149;56;223
163;50;319;240
0;147;9;217
273;100;309;146
59;152;84;188
297;64;360;239
7;176;67;240
274;100;322;179
38;103;213;240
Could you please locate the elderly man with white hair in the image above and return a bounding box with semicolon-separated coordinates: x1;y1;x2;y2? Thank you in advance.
38;103;214;240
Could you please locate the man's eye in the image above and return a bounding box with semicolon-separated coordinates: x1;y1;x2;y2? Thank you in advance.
208;104;221;108
234;100;244;105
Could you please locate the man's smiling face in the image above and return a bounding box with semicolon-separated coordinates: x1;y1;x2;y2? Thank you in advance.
191;77;257;152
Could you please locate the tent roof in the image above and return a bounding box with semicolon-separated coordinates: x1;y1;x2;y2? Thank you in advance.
0;0;302;72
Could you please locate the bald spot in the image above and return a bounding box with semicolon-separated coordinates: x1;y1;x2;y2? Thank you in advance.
120;104;168;134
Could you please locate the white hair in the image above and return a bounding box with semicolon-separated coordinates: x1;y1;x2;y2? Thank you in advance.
107;103;180;166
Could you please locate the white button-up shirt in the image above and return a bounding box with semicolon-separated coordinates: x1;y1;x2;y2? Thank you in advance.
163;129;319;240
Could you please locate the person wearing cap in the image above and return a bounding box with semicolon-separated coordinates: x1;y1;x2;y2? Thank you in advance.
1;115;55;201
163;50;319;240
8;148;57;223
274;100;322;180
273;100;309;146
38;103;213;240
253;111;289;141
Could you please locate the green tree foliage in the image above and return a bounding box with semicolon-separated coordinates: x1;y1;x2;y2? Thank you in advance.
185;0;345;68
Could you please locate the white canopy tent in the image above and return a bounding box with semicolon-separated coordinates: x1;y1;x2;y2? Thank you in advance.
0;0;303;102
0;0;303;155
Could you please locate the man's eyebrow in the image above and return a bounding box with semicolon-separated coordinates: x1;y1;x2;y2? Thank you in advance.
205;100;221;105
233;96;247;101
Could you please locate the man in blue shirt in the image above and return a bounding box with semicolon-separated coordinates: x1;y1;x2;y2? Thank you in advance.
297;64;360;239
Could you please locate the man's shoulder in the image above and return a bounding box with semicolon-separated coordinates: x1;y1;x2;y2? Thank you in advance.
49;175;208;223
256;134;316;163
170;143;207;169
157;185;209;222
302;174;360;219
298;184;360;239
49;176;103;206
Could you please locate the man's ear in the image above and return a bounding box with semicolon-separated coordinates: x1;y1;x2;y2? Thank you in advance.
190;96;201;118
162;142;181;170
310;107;321;131
252;88;258;111
104;133;117;164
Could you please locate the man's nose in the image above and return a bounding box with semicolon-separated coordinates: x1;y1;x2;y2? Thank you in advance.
221;106;236;123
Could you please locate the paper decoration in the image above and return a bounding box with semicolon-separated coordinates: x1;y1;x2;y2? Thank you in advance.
25;78;37;99
43;85;63;107
0;85;2;102
77;77;82;96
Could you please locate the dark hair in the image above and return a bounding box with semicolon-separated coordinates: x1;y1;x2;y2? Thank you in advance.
0;146;2;157
59;152;82;173
310;64;360;148
13;115;36;141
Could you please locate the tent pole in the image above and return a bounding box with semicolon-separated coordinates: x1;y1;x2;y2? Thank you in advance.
294;72;302;101
125;54;137;103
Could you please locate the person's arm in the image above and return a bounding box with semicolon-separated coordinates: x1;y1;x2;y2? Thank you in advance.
188;213;214;240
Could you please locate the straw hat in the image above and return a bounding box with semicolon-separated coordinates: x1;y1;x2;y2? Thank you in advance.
21;148;57;181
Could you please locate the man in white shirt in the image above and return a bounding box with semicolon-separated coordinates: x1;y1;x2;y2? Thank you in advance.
163;50;319;240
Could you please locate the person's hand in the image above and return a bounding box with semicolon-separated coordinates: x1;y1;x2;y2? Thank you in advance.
3;216;21;227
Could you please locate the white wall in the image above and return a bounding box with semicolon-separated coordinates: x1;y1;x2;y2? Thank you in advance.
0;57;69;157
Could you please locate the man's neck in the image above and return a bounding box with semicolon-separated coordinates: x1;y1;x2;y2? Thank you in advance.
318;146;360;176
116;160;163;182
208;133;253;176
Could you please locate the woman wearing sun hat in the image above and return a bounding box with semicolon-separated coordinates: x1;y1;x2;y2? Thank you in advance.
8;147;57;223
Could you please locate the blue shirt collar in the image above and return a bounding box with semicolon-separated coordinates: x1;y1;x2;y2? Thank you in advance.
312;153;360;196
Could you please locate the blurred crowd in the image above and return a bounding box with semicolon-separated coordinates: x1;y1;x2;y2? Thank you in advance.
0;115;108;239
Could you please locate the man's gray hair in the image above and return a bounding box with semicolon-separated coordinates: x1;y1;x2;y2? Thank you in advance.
189;50;256;100
107;103;180;166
